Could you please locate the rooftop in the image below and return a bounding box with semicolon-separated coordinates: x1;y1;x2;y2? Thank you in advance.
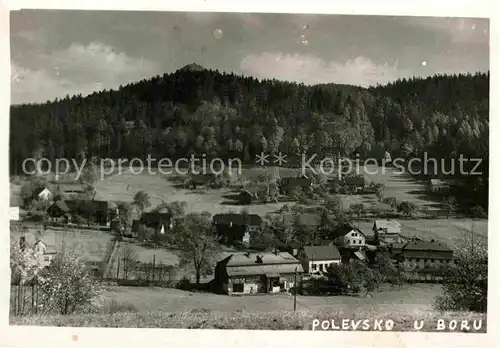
374;219;401;233
302;245;341;261
404;239;453;252
222;251;300;267
213;213;263;226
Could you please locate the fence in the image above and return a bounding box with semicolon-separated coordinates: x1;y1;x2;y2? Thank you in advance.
10;282;39;316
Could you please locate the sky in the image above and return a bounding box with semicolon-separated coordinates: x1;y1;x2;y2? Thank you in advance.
10;10;490;105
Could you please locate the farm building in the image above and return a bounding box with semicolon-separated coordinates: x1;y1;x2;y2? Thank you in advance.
46;201;70;223
140;212;173;235
429;179;450;193
298;245;341;274
46;199;110;226
212;213;263;246
188;173;217;189
390;239;454;271
34;240;57;266
333;227;366;249
238;190;255;205
344;175;366;192
279;176;312;195
373;219;404;244
213;251;303;295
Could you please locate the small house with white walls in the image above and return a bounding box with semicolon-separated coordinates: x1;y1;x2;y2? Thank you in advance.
298;245;341;274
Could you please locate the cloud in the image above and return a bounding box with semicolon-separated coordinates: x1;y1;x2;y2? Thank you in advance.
11;41;160;104
405;17;489;44
240;52;410;86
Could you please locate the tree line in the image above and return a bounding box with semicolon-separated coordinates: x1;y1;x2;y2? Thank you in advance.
10;67;489;207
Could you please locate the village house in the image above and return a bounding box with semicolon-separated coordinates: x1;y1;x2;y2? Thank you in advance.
333;227;366;249
298;245;341;274
428;179;450;193
279;176;312;195
212;213;263;246
188;173;217;189
46;200;70;223
140;212;173;235
35;187;53;201
213;251;303;295
46;199;110;226
33;240;57;266
344;175;366;193
390;239;454;271
373;219;404;244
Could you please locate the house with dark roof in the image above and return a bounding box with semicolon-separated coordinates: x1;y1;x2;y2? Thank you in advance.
188;173;217;189
279;176;312;195
373;219;404;244
140;212;173;235
344;175;366;192
46;199;109;226
213;251;303;295
297;245;341;274
212;213;263;246
47;200;70;223
391;239;454;271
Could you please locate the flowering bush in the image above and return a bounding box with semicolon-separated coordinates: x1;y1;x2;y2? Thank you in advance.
37;251;104;315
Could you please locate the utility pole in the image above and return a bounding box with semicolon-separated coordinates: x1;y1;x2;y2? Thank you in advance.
293;266;297;312
152;254;156;283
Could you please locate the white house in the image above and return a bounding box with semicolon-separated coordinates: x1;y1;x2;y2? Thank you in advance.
334;228;366;248
298;245;341;274
34;240;57;266
37;188;52;201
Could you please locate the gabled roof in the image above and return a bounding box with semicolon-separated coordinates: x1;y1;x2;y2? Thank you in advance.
283;213;322;226
65;199;108;213
213;213;263;226
302;245;341;261
50;200;70;212
222;251;300;267
374;220;401;233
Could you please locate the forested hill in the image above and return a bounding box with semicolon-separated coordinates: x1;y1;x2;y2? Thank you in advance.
10;66;489;183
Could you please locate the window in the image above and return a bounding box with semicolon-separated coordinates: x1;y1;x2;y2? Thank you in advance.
416;258;420;262
430;259;434;262
44;256;50;262
312;264;317;270
232;283;244;293
319;264;324;272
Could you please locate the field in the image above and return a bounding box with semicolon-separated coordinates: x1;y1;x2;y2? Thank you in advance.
11;225;114;262
93;167;288;216
10;284;487;332
102;283;442;314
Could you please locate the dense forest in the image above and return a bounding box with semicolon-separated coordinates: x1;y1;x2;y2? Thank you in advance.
10;64;489;207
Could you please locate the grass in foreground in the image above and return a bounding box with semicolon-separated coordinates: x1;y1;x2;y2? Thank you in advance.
11;309;486;332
